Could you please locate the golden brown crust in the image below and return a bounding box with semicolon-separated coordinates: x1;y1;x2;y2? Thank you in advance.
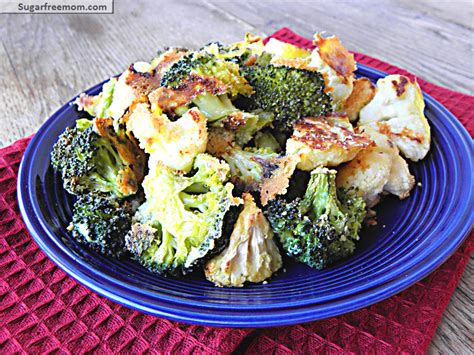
270;57;315;70
245;32;263;44
221;112;246;130
124;50;187;99
243;55;257;66
342;78;376;120
291;116;372;151
206;127;236;156
125;67;162;97
260;155;299;206
377;122;424;144
154;49;187;77
314;34;356;82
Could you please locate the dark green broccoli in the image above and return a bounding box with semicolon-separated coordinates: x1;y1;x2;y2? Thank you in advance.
125;154;236;275
51;118;91;172
51;117;146;198
265;167;366;269
240;64;332;131
70;194;134;258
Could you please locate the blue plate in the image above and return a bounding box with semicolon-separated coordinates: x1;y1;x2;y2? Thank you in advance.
17;64;473;327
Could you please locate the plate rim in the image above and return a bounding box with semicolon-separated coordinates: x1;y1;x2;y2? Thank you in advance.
17;63;474;327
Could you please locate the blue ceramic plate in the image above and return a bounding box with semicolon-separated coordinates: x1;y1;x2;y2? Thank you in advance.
18;64;473;327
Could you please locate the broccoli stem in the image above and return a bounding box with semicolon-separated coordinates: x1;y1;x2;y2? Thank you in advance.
303;170;346;233
154;228;176;266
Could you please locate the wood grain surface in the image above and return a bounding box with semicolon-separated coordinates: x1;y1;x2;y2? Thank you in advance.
0;0;472;352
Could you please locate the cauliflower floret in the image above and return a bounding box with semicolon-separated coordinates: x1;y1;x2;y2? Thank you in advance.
126;102;207;172
308;34;357;109
286;115;372;171
359;75;431;161
337;126;415;207
360;126;415;199
205;193;282;287
336;147;392;207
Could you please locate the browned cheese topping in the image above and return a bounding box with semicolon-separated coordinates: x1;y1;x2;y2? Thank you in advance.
378;122;424;144
342;78;376;120
291;117;372;151
314;34;356;82
392;76;409;97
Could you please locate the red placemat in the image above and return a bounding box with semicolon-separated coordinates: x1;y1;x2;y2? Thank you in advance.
1;28;473;354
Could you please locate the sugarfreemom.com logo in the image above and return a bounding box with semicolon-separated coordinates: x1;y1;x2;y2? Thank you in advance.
1;0;113;14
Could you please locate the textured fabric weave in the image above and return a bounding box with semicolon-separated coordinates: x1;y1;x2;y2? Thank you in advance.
1;28;472;354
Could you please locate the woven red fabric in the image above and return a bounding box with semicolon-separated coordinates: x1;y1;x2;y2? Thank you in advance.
1;28;472;354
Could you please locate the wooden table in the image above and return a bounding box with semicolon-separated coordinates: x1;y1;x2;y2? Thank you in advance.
1;0;472;352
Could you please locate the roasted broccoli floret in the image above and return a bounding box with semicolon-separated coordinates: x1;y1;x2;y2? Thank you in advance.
221;147;278;190
240;64;331;131
205;193;282;287
51;118;91;172
50;117;146;198
157;49;255;122
220;146;298;205
125;154;237;275
265;167;366;269
70;194;134;258
160;50;253;97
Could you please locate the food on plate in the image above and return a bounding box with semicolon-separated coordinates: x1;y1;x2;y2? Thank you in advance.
264;38;311;60
286;114;372;170
359;74;431;161
342;78;376;121
50;31;431;287
127;102;208;172
265;167;366;269
205;193;282;287
70;194;135;258
336;126;415;207
239;62;332;131
75;48;188;119
50;117;146;198
308;34;357;109
125;154;237;275
219;145;299;206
